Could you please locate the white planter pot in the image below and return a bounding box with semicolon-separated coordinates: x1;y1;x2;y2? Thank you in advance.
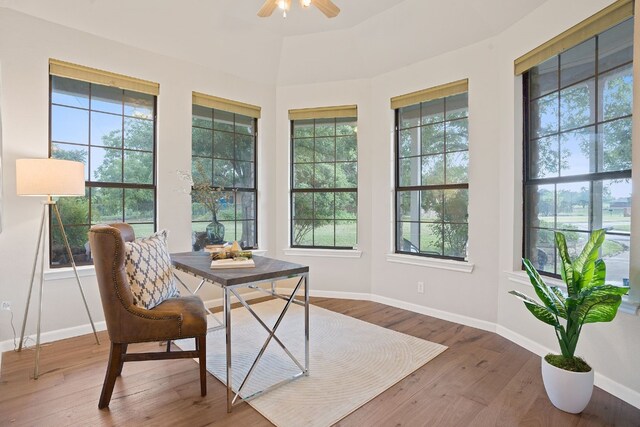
541;357;594;414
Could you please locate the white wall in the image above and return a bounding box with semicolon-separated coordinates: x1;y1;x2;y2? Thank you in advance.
1;0;639;410
0;8;276;341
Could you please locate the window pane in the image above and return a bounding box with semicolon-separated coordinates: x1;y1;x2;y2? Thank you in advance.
237;220;256;248
529;136;559;179
293;119;314;138
336;162;357;188
601;118;632;172
444;189;468;223
530;56;558;99
600;179;631;234
213;109;234;132
526;184;556;229
57;191;89;225
421;155;444;185
420;223;441;255
599;65;633;122
444;223;468;258
236;134;254;161
294;138;314;163
335;220;357;247
446;93;468;120
336;135;357;161
235;114;253;135
51;105;89;144
91;84;122;114
527;227;556;275
399;103;420;129
125;189;154;223
214;131;235;159
293;192;313;219
421;98;444;124
91;147;122;182
314;163;335;188
397;222;420;253
192;158;213;183
530;94;558;138
314;221;335;246
560;38;595;88
446;119;468;152
235;161;254;188
217;191;236;220
315;118;335;137
236;192;255;220
293;220;314;246
124;91;154;120
51;225;91;267
398;191;421;222
91;112;122;147
52;76;89;109
557;181;590;231
91;187;123;223
130;223;155;239
192;128;213;157
420;189;442;222
599;19;633;72
192;202;210;221
421;123;444;155
124;117;153;151
213;159;234;187
294;163;313;188
315;137;335;162
399;128;420;158
559;126;594;176
124;151;153;184
445;152;468;184
51;143;89;180
193;105;213;128
336;192;357;220
314;192;334;219
336;118;356;135
559;81;594;131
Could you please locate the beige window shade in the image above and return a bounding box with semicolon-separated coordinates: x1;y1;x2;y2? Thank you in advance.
49;59;159;96
288;105;357;120
514;0;633;75
192;92;261;119
390;79;468;110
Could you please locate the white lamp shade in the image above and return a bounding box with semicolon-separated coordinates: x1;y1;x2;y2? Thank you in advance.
16;158;85;196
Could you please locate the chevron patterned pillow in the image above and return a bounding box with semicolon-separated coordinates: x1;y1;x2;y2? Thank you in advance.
124;230;179;310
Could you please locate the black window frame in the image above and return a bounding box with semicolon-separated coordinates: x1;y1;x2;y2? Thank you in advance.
523;17;633;282
48;75;157;269
394;92;470;261
290;117;358;249
191;105;258;250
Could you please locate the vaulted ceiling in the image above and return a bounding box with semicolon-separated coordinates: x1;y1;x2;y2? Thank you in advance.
0;0;548;85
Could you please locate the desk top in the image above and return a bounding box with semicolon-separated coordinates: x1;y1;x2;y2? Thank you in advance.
171;252;309;287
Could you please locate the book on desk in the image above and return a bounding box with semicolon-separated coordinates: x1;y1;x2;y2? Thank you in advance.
210;258;256;269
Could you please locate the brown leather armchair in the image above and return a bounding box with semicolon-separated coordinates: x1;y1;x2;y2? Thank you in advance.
89;223;207;409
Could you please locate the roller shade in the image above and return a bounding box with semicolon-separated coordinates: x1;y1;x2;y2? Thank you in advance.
390;79;468;110
514;0;633;75
192;92;261;119
288;105;357;120
49;59;159;96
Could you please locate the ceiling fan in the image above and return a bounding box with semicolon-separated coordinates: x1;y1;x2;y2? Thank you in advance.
257;0;340;18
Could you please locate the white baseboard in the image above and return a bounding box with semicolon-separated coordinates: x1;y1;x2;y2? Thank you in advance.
495;325;640;410
370;294;497;333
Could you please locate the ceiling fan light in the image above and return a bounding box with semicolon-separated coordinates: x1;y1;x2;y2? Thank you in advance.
301;0;312;7
278;0;287;10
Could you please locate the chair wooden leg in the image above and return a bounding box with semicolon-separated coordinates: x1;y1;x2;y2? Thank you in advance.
197;335;207;396
166;340;171;352
99;342;123;409
116;344;128;377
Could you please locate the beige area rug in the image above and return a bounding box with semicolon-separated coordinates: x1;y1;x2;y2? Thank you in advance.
176;299;447;427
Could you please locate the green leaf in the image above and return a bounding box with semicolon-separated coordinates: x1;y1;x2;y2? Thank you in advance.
522;258;558;315
575;294;623;324
582;259;606;290
555;232;576;296
509;290;560;327
575;229;605;291
549;286;567;318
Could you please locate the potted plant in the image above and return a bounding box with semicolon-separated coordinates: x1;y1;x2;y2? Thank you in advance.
509;229;628;413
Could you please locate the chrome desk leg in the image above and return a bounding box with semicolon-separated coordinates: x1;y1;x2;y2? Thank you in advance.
305;272;309;375
224;287;232;413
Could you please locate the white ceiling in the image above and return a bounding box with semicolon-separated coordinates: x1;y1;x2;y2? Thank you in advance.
0;0;548;85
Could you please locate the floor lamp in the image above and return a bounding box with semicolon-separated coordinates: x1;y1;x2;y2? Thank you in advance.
16;158;100;379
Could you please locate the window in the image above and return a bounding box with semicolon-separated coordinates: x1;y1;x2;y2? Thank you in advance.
49;61;158;268
290;106;358;248
393;81;469;260
191;93;259;250
523;17;633;285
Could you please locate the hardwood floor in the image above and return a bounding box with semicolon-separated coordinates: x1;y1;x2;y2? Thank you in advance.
1;297;639;426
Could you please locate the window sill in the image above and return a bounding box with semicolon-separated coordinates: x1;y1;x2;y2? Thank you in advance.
283;248;363;258
44;265;96;281
251;249;268;257
505;270;640;316
386;253;474;273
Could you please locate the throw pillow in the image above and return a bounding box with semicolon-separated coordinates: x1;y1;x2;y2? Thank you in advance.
124;230;179;310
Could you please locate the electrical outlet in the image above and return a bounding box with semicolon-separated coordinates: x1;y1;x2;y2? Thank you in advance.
417;281;424;294
1;301;11;311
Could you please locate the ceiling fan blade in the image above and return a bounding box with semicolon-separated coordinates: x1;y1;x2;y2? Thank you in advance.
313;0;340;18
257;0;278;17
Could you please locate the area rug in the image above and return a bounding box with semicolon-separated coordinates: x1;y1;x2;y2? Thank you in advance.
176;299;447;427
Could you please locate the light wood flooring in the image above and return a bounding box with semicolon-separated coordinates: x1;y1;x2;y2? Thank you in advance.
1;297;639;426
